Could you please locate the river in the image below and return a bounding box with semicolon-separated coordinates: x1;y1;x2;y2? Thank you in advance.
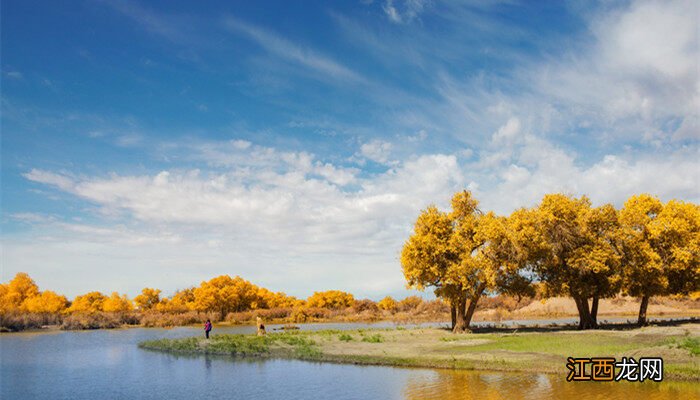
2;322;698;399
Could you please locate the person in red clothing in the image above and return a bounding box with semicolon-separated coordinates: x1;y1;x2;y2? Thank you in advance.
204;319;212;339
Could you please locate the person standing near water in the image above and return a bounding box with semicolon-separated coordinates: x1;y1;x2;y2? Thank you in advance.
204;319;212;339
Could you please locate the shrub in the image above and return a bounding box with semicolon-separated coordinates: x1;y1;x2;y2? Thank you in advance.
225;308;293;324
140;311;215;327
377;296;398;312
352;299;378;313
397;296;423;312
416;299;449;315
0;312;48;331
290;307;309;323
60;312;123;330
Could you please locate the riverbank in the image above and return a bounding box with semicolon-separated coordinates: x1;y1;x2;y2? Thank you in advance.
3;295;698;332
140;323;700;382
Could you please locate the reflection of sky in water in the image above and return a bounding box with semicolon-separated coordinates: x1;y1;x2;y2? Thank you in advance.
1;325;698;400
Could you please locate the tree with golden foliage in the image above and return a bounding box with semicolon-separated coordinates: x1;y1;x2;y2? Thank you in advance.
67;292;107;313
619;195;700;325
133;288;161;311
306;290;354;309
377;296;398;312
155;288;196;313
193;275;259;317
254;287;298;309
517;194;623;329
0;272;40;312
22;290;68;314
102;292;133;313
401;202;460;328
402;191;530;332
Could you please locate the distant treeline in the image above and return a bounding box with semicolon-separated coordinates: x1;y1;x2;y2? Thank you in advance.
0;273;448;331
401;192;699;332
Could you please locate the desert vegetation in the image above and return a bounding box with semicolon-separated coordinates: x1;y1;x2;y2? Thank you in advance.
0;272;451;331
402;191;698;331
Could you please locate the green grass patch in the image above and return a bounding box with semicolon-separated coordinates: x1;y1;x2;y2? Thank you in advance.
362;334;384;343
139;337;200;352
339;333;354;342
140;331;321;358
454;332;660;357
667;337;700;356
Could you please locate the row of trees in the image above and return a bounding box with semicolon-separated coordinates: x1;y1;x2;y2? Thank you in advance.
402;192;699;332
0;273;409;319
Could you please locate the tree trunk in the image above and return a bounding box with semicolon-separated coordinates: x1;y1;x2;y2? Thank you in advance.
452;294;467;333
574;296;594;330
463;284;486;331
450;303;456;330
590;296;599;328
638;295;650;326
573;296;584;329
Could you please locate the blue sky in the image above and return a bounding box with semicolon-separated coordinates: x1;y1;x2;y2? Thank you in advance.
2;0;698;300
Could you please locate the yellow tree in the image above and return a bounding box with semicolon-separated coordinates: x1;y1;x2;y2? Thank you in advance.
521;194;622;329
651;201;699;298
0;284;7;313
447;191;492;332
22;290;68;314
193;275;260;318
253;287;297;309
1;272;40;312
103;292;133;313
401;203;461;328
306;290;355;309
476;212;535;306
67;292;107;313
573;203;623;326
171;287;197;311
134;288;161;311
157;288;196;313
620;195;700;325
402;191;524;332
377;296;398;312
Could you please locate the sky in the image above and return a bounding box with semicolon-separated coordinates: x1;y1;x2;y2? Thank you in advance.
1;0;698;300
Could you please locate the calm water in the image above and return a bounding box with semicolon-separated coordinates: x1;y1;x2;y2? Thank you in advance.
2;322;698;400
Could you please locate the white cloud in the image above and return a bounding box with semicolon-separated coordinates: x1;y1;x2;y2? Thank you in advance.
360;139;393;164
491;117;522;145
529;0;699;142
314;163;358;186
473;135;700;213
597;0;697;81
14;133;700;298
14;143;467;297
23;169;75;191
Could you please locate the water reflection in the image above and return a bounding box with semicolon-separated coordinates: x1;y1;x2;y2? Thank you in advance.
403;369;700;400
1;326;698;400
